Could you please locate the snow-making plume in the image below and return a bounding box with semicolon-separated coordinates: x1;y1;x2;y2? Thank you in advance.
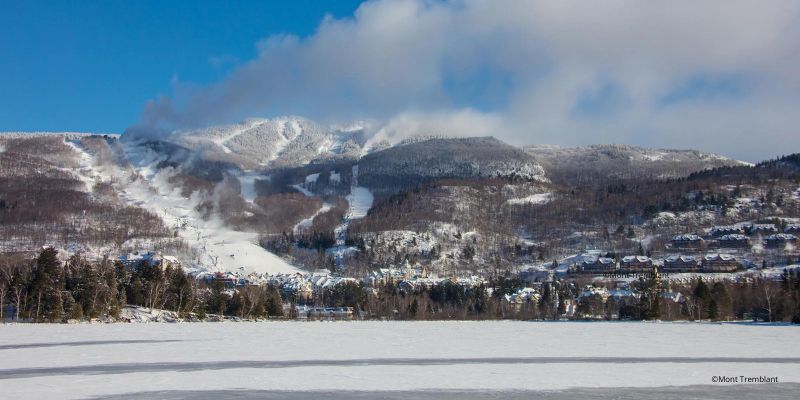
362;110;505;151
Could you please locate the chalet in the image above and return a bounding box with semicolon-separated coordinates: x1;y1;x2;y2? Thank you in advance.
293;280;313;302
671;234;704;249
717;234;750;248
764;233;798;249
785;224;800;235
578;257;616;273
620;255;652;273
663;255;701;272
240;272;268;287
710;225;744;237
702;254;741;272
747;223;778;236
502;288;540;311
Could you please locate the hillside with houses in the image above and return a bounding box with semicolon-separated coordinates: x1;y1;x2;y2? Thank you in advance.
1;128;799;323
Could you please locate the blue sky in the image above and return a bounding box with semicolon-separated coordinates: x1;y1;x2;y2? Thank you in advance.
1;1;798;161
0;0;363;133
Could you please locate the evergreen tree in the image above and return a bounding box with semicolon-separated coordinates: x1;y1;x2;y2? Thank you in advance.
693;279;710;319
29;248;64;322
206;280;229;315
711;282;731;320
63;292;84;320
263;286;284;317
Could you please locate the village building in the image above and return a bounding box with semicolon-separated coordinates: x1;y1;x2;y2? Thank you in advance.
619;255;653;273
764;233;798;249
662;255;701;272
701;254;741;272
501;288;540;312
717;234;750;249
198;271;238;289
710;225;744;237
747;223;778;236
575;256;616;274
784;224;800;235
293;280;313;302
671;234;704;249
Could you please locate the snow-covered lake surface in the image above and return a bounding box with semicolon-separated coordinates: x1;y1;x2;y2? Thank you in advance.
1;322;799;399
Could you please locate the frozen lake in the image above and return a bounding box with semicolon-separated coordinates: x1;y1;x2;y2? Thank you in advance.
1;321;799;399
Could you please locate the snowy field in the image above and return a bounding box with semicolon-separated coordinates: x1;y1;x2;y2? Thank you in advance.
1;322;800;399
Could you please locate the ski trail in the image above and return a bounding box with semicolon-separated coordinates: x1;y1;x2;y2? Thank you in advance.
329;164;374;266
293;202;333;233
69;139;301;275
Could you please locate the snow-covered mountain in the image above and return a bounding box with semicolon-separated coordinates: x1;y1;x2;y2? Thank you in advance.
359;137;547;193
3;118;773;278
144;116;372;169
524;144;747;183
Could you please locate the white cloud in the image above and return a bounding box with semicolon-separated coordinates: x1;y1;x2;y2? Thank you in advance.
133;0;800;161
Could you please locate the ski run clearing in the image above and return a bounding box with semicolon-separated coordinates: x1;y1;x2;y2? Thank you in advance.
69;140;299;275
67;138;376;276
1;322;799;399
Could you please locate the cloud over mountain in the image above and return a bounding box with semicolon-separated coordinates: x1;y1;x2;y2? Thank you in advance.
131;0;800;161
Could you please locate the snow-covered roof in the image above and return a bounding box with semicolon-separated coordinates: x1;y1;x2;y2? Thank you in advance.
710;225;742;234
672;234;702;241
665;255;698;263
622;255;650;263
749;223;777;231
582;256;614;265
704;254;737;262
765;233;798;241
719;234;749;241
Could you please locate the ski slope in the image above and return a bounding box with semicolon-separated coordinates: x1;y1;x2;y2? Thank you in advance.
68;139;299;274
